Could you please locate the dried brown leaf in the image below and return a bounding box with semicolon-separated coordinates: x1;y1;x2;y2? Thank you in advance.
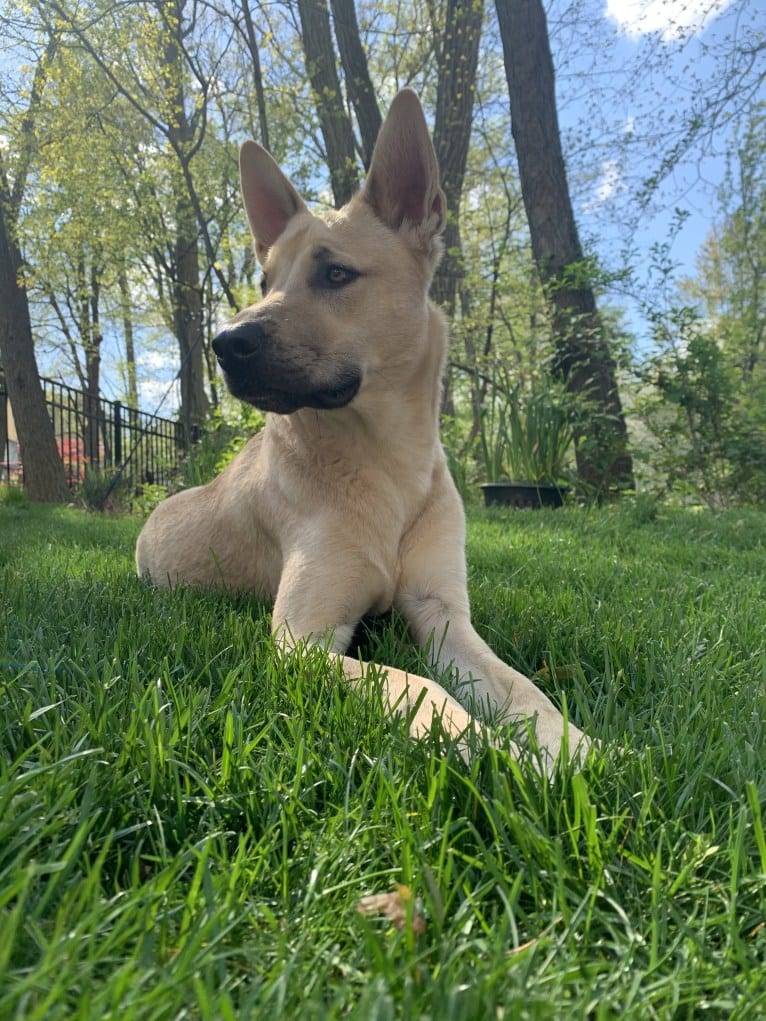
356;884;426;934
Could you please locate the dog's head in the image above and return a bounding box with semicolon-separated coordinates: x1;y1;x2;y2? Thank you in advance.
212;90;446;414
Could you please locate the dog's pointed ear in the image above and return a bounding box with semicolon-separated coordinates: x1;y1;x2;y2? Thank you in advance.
361;89;446;247
239;140;308;264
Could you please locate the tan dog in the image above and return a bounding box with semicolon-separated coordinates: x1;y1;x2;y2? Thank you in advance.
136;90;588;768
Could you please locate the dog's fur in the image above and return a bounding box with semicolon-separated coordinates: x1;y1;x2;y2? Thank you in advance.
136;90;587;767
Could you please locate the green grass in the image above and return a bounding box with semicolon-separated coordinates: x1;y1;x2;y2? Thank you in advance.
1;494;766;1019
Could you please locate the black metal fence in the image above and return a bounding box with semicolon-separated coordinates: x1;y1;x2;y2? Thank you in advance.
0;376;185;491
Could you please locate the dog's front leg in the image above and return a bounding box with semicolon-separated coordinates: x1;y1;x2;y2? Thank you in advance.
408;605;589;768
271;549;480;755
396;475;589;768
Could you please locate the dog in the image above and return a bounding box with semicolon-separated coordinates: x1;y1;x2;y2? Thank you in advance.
136;90;588;769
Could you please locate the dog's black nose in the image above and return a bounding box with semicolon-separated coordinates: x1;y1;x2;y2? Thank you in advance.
212;320;268;372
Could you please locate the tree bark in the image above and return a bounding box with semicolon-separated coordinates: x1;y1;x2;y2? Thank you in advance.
160;0;210;437
241;0;270;150
0;36;69;502
0;371;8;474
172;195;208;439
65;257;104;466
0;175;69;502
118;264;139;409
329;0;380;169
495;0;634;494
297;0;360;208
430;0;483;321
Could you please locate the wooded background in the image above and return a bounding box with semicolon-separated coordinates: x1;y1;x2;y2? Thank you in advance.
0;0;763;504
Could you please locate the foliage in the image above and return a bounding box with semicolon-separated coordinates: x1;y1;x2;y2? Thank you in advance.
2;502;766;1016
129;481;169;517
631;117;766;508
75;466;130;514
635;312;766;507
177;402;266;489
440;414;472;501
478;364;575;483
0;484;30;508
682;103;766;498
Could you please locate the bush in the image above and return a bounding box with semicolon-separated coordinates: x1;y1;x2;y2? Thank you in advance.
0;484;30;508
75;467;130;513
477;363;576;485
634;308;766;507
177;403;265;489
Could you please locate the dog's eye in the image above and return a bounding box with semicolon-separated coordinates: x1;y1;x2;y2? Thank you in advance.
324;264;357;288
260;274;268;296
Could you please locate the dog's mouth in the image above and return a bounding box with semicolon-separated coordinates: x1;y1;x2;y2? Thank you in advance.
225;371;362;415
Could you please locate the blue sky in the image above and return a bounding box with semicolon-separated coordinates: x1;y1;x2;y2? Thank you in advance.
17;0;761;407
555;0;764;343
135;0;763;408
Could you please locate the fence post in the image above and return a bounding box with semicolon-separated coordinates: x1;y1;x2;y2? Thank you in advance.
114;401;122;468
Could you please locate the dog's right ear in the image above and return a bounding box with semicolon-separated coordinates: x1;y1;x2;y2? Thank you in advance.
239;140;308;264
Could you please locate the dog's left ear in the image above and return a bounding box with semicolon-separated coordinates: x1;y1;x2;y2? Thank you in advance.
361;90;446;249
239;140;308;264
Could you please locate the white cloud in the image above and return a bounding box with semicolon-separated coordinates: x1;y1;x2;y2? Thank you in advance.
139;378;180;417
583;158;625;213
139;349;174;372
605;0;735;41
598;160;623;203
137;350;180;415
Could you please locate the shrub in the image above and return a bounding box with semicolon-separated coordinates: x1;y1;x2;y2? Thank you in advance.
478;364;576;484
76;466;130;513
177;403;265;488
634;307;766;507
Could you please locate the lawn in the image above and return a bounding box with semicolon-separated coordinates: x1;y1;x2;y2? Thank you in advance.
1;495;765;1019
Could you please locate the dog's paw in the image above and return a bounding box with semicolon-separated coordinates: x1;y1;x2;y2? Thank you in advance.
512;715;595;778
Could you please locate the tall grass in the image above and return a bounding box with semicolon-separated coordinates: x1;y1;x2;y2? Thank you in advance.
1;495;765;1018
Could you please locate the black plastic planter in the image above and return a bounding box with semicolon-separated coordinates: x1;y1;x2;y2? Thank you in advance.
481;482;567;509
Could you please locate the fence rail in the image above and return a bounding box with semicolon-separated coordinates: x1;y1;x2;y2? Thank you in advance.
0;376;186;491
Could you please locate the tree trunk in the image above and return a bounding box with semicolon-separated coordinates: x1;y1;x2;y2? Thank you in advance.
329;0;381;169
429;0;483;416
0;32;68;501
118;264;138;409
0;371;8;475
0;184;69;502
161;0;210;438
430;0;483;320
495;0;634;494
173;196;208;440
87;263;105;464
297;0;360;208
73;258;104;466
241;0;270;150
